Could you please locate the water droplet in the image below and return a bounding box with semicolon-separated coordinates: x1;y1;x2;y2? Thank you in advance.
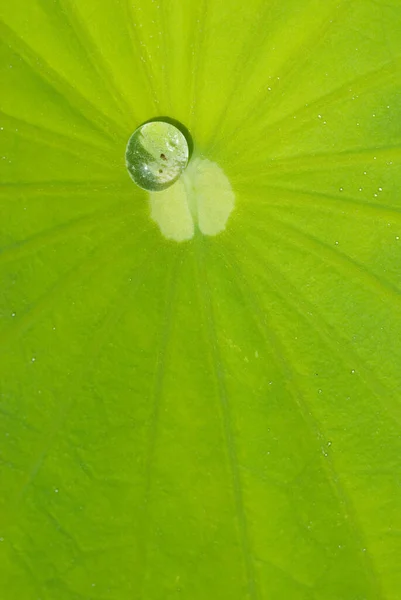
125;120;189;191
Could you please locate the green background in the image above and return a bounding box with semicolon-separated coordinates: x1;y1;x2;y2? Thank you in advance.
1;1;401;598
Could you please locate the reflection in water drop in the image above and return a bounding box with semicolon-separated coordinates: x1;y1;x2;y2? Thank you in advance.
125;121;189;191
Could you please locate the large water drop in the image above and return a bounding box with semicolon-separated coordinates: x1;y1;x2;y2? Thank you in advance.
125;120;189;191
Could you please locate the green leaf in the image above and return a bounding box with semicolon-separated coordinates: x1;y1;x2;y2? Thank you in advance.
1;1;401;599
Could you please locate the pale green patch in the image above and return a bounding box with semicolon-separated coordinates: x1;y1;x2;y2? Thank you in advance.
150;157;235;241
149;177;194;241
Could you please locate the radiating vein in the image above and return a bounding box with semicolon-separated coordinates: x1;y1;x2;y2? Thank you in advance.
138;250;181;596
0;110;118;170
189;0;209;124
208;0;347;152
222;233;401;427
241;183;401;223
225;54;401;159
11;232;156;505
213;243;384;598
157;0;171;113
0;181;131;197
0;19;127;141
233;145;401;180
0;219;140;351
195;236;259;600
246;211;401;307
204;0;273;144
56;0;138;125
3;542;42;598
123;0;160;112
256;555;314;591
0;200;136;267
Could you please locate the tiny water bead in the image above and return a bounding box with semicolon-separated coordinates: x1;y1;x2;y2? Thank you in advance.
125;120;189;191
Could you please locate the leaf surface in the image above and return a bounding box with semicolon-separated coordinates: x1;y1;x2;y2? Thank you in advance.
1;1;401;599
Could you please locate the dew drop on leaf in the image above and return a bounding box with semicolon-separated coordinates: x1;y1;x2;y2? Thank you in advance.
125;120;189;191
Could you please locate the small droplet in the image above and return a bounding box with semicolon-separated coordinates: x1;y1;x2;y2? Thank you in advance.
31;357;36;362
125;120;189;191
